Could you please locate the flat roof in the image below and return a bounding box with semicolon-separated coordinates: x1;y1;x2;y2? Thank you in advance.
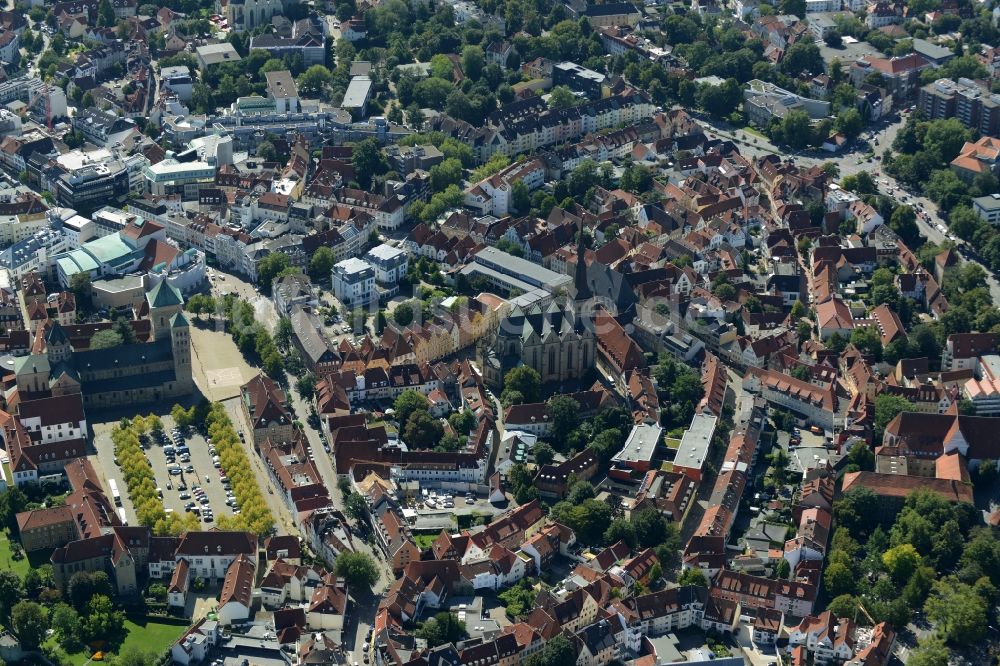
673;413;718;472
366;243;406;261
613;423;663;464
471;246;573;292
343;76;373;109
974;194;1000;211
334;257;373;275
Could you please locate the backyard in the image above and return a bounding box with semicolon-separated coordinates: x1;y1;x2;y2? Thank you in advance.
46;616;190;666
0;530;51;578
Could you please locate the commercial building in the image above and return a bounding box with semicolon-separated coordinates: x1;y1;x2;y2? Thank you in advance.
343;76;373;116
612;423;663;473
743;79;831;126
552;61;606;99
143;160;216;199
195;43;242;69
332;257;376;307
583;2;641;26
974;193;1000;226
673;413;718;481
460;247;572;299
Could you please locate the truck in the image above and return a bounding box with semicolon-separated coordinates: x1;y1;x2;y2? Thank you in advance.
109;479;121;506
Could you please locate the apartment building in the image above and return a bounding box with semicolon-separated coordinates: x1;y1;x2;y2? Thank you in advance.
919;77;1000;137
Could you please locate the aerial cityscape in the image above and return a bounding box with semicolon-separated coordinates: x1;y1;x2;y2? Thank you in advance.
0;0;996;664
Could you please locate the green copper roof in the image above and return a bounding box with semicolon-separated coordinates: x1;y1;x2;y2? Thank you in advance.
146;281;184;309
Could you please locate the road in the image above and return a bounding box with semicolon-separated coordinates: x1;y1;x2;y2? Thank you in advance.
280;366;391;665
694;111;1000;303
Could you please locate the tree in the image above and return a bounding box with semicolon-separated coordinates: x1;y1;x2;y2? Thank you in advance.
775;558;791;579
824;561;856;596
70;271;92;307
394;389;429;426
393;302;415;327
883;543;922;584
297;64;333;98
295;373;317;400
511;180;531;214
0;571;21;618
835;108;863;139
68;571;112;611
51;604;82;650
890;205;919;243
461;46;485;80
11;601;48;650
776;110;813;149
352;138;388;189
334;551;379;591
846;441;875;471
429;54;454;80
256;140;278;162
90;329;124;349
345;493;368;522
532;442;555;465
82;595;124;642
416;612;467;648
824;29;842;47
782;41;823;75
546;396;580;448
502;367;542;404
524;634;576;666
257;253;291;293
826;594;859;619
850;326;882;361
404;410;444;449
875;393;915;438
697;79;742;118
907;635;950;666
429;158;464;193
550;498;612;545
97;0;116;26
924;580;988;645
546;85;579;111
678;568;708;587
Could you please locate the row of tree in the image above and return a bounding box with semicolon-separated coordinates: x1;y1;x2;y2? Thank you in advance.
112;415;200;535
202;403;275;536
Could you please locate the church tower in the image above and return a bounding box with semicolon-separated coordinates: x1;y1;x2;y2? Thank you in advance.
45;322;72;365
145;281;184;342
170;311;193;394
570;222;592;303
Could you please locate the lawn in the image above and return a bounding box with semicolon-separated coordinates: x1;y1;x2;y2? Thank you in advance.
741;125;768;139
414;533;437;551
0;530;28;578
46;617;190;666
117;617;189;658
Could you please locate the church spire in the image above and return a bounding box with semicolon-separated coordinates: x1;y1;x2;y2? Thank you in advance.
573;222;592;302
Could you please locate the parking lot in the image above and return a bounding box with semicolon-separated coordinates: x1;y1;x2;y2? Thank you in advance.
92;414;237;527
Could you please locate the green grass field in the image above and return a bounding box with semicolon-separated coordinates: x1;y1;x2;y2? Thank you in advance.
414;533;437;551
46;617;190;666
0;530;29;577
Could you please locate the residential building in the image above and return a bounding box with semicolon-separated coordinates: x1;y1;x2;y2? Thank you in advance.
332;257;376;307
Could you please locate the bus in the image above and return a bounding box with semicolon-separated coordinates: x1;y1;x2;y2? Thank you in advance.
108;479;121;506
117;508;128;526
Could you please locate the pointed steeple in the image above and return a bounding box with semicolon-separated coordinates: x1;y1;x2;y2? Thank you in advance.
573;221;592;302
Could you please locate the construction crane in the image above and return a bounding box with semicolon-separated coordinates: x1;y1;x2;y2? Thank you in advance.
855;600;876;625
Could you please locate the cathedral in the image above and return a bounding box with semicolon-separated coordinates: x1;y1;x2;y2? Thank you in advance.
480;231;597;390
14;281;194;409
